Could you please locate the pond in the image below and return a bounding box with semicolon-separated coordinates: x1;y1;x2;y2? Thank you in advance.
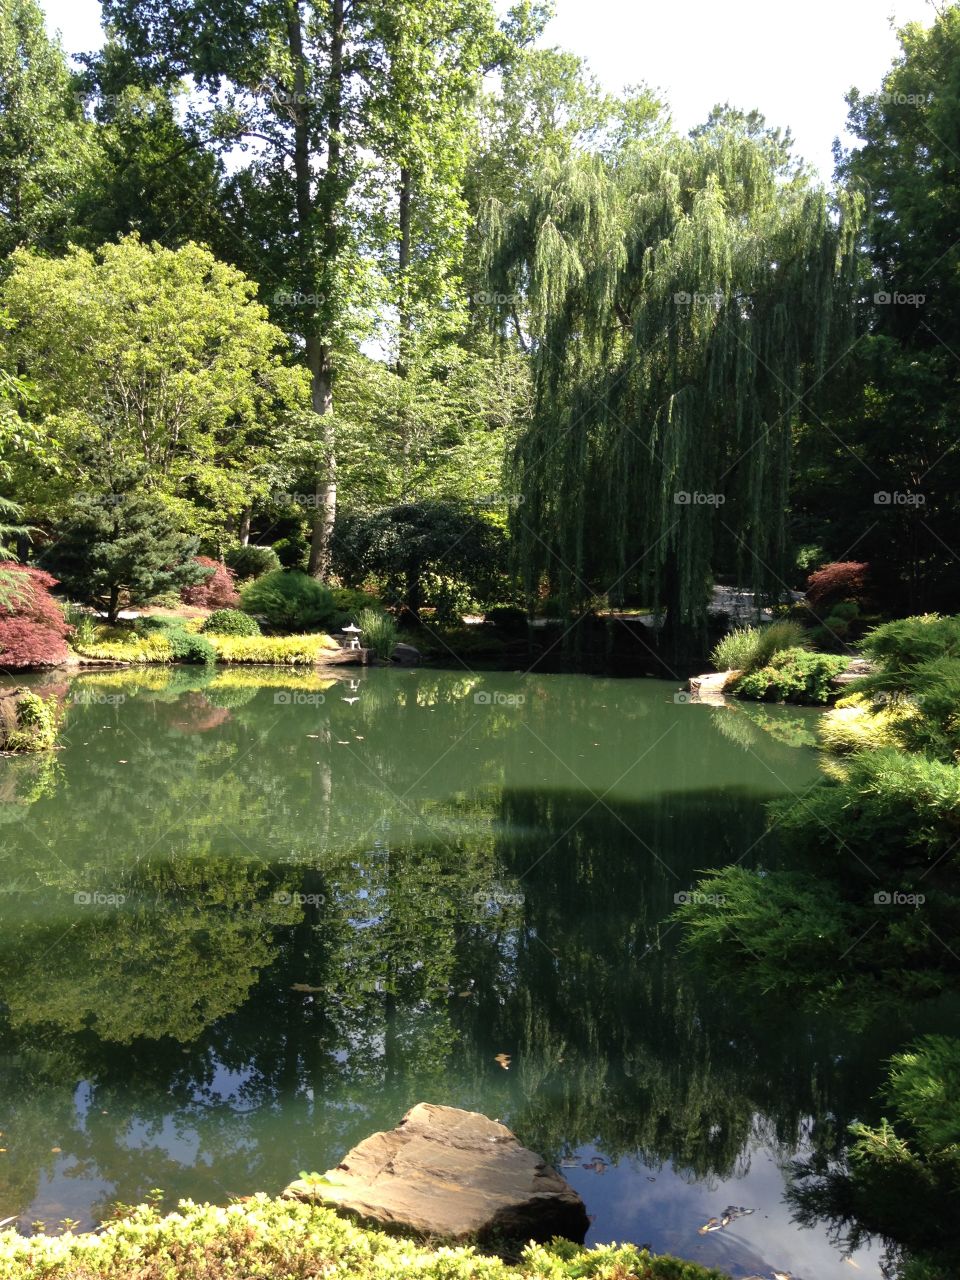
0;667;942;1277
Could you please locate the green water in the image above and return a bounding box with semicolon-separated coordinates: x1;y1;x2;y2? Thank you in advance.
0;667;933;1277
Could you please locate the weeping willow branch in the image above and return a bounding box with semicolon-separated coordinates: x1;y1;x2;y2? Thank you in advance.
482;119;864;643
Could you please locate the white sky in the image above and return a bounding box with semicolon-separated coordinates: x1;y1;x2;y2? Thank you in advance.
42;0;941;180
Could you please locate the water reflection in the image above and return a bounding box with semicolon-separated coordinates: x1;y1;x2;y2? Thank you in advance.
0;669;940;1276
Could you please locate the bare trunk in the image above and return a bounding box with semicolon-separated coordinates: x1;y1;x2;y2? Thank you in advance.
238;507;251;546
305;0;345;579
307;336;336;579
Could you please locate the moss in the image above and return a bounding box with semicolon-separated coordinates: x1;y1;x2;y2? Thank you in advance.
0;1196;731;1280
0;689;62;753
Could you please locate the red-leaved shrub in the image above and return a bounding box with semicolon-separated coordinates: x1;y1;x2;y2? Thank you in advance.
805;561;870;610
180;556;240;608
0;563;72;667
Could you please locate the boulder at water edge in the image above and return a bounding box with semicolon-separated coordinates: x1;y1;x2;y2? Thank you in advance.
283;1102;589;1245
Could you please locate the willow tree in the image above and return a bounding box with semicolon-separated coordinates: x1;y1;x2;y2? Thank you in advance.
484;109;862;654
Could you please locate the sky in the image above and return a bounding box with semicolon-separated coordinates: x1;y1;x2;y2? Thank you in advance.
41;0;941;180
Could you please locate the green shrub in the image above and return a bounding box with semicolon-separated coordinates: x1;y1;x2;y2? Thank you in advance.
734;647;849;704
137;616;216;664
0;689;61;752
225;544;281;581
64;603;97;647
273;535;309;571
711;620;809;673
240;570;337;633
0;1196;729;1280
200;608;261;637
358;607;398;661
859;614;960;677
71;624;176;663
206;633;341;664
331;586;383;629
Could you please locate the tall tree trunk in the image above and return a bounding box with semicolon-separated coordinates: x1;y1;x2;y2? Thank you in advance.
307;0;345;579
307;337;337;579
396;165;412;378
238;506;251;546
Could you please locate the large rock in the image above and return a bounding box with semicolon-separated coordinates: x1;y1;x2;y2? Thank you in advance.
283;1102;589;1245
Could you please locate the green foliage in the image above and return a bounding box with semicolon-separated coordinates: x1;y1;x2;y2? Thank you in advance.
205;633;350;664
240;571;337;634
358;608;398;662
711;620;809;673
70;624;176;663
843;615;960;761
734;648;848;704
1;237;306;538
200;609;261;637
333;500;507;617
331;587;384;629
63;604;97;647
138;617;216;665
485;116;861;644
0;0;90;259
790;1036;960;1280
272;535;309;572
43;489;206;624
225;545;281;581
0;1196;729;1280
0;689;61;752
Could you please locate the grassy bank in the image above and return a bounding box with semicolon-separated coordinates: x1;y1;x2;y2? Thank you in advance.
0;1197;730;1280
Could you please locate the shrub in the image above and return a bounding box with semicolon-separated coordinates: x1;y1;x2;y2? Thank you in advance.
240;570;336;633
273;535;309;571
200;608;261;637
0;1195;729;1280
806;560;870;610
819;694;911;755
64;604;97;646
137;616;216;664
70;625;176;663
180;556;240;608
0;563;71;667
358;607;398;661
331;586;383;629
734;648;850;704
225;544;281;581
0;688;62;752
206;633;341;664
711;620;809;673
44;490;207;623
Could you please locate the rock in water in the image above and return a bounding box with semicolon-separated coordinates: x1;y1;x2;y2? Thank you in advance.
283;1102;589;1245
